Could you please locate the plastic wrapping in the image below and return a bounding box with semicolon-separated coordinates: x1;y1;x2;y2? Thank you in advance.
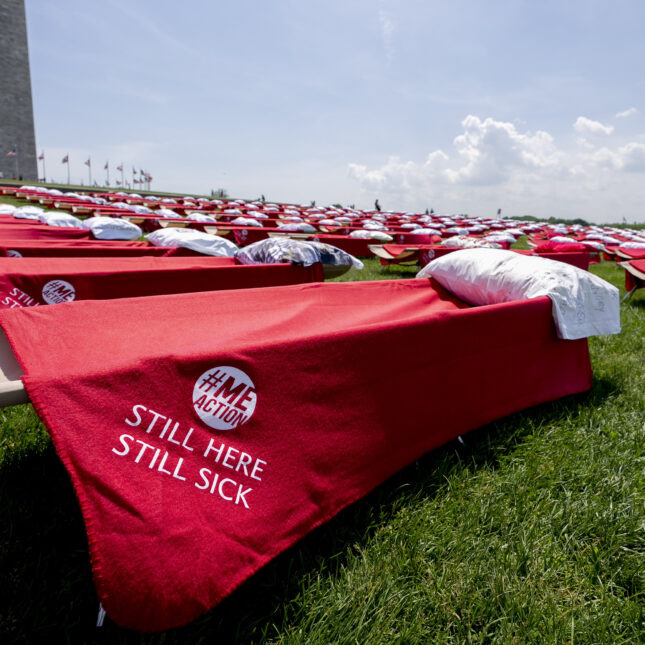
236;237;363;278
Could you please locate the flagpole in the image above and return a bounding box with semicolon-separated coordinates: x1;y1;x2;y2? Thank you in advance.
42;151;46;183
14;143;19;179
87;158;92;186
67;153;70;185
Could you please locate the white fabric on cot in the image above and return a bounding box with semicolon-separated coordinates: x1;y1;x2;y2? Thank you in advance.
146;228;238;257
82;216;143;240
417;248;620;340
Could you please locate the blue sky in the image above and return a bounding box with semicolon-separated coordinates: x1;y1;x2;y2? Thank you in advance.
26;0;645;222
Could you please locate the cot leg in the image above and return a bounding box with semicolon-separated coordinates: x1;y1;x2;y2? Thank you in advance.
622;286;638;303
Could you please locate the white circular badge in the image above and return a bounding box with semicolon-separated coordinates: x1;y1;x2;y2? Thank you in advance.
193;365;257;431
7;249;22;258
42;279;76;304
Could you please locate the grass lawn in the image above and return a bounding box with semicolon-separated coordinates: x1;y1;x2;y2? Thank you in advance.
0;254;643;642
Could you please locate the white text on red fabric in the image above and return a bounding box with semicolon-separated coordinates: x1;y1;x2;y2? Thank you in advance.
111;404;268;509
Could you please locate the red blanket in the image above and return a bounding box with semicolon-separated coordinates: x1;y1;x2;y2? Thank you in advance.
0;257;322;307
0;223;90;240
0;280;592;631
0;241;199;257
624;259;645;291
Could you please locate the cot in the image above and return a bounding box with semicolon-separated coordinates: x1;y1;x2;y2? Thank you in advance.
0;278;592;630
619;259;645;301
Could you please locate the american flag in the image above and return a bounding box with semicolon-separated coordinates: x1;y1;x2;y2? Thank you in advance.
62;154;69;164
104;161;109;170
38;151;45;161
84;158;91;167
6;149;16;158
116;163;123;172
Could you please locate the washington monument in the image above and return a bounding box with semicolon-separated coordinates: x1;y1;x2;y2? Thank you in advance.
0;0;37;181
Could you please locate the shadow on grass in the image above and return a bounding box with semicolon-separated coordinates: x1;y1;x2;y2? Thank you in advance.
0;376;618;644
625;296;645;309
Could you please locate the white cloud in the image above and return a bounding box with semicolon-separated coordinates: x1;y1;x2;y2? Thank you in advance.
378;9;395;62
349;115;564;191
618;142;645;171
347;114;645;222
616;107;638;119
573;116;614;136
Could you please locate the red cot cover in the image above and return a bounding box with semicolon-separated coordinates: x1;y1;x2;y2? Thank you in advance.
624;259;645;291
0;241;197;257
0;256;322;308
0;280;592;631
0;223;90;240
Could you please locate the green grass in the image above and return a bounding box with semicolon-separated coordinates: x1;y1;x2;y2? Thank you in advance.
0;254;644;641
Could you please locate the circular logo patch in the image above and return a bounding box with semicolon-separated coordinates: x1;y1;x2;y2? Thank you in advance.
42;279;76;304
193;366;257;431
7;249;22;258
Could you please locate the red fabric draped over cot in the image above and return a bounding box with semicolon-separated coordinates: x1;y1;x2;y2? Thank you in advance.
0;241;198;257
623;259;645;292
0;223;91;240
0;257;322;308
0;280;592;631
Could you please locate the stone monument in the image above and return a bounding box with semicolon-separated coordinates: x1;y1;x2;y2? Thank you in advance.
0;0;37;181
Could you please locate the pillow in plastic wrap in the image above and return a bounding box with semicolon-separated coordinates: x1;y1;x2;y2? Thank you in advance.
277;222;317;233
146;228;238;257
82;216;143;240
38;211;84;228
484;232;516;244
349;230;394;242
362;221;388;231
417;248;620;340
156;208;180;219
410;228;442;236
442;235;502;249
231;216;263;227
185;212;218;223
235;237;363;278
0;204;16;215
549;235;576;244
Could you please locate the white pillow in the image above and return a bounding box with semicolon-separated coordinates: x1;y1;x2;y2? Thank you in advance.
39;212;84;228
14;206;44;220
349;230;393;242
185;212;218;223
277;222;316;233
442;236;501;249
146;228;238;257
417;248;620;340
231;216;263;227
82;216;142;240
409;228;442;236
